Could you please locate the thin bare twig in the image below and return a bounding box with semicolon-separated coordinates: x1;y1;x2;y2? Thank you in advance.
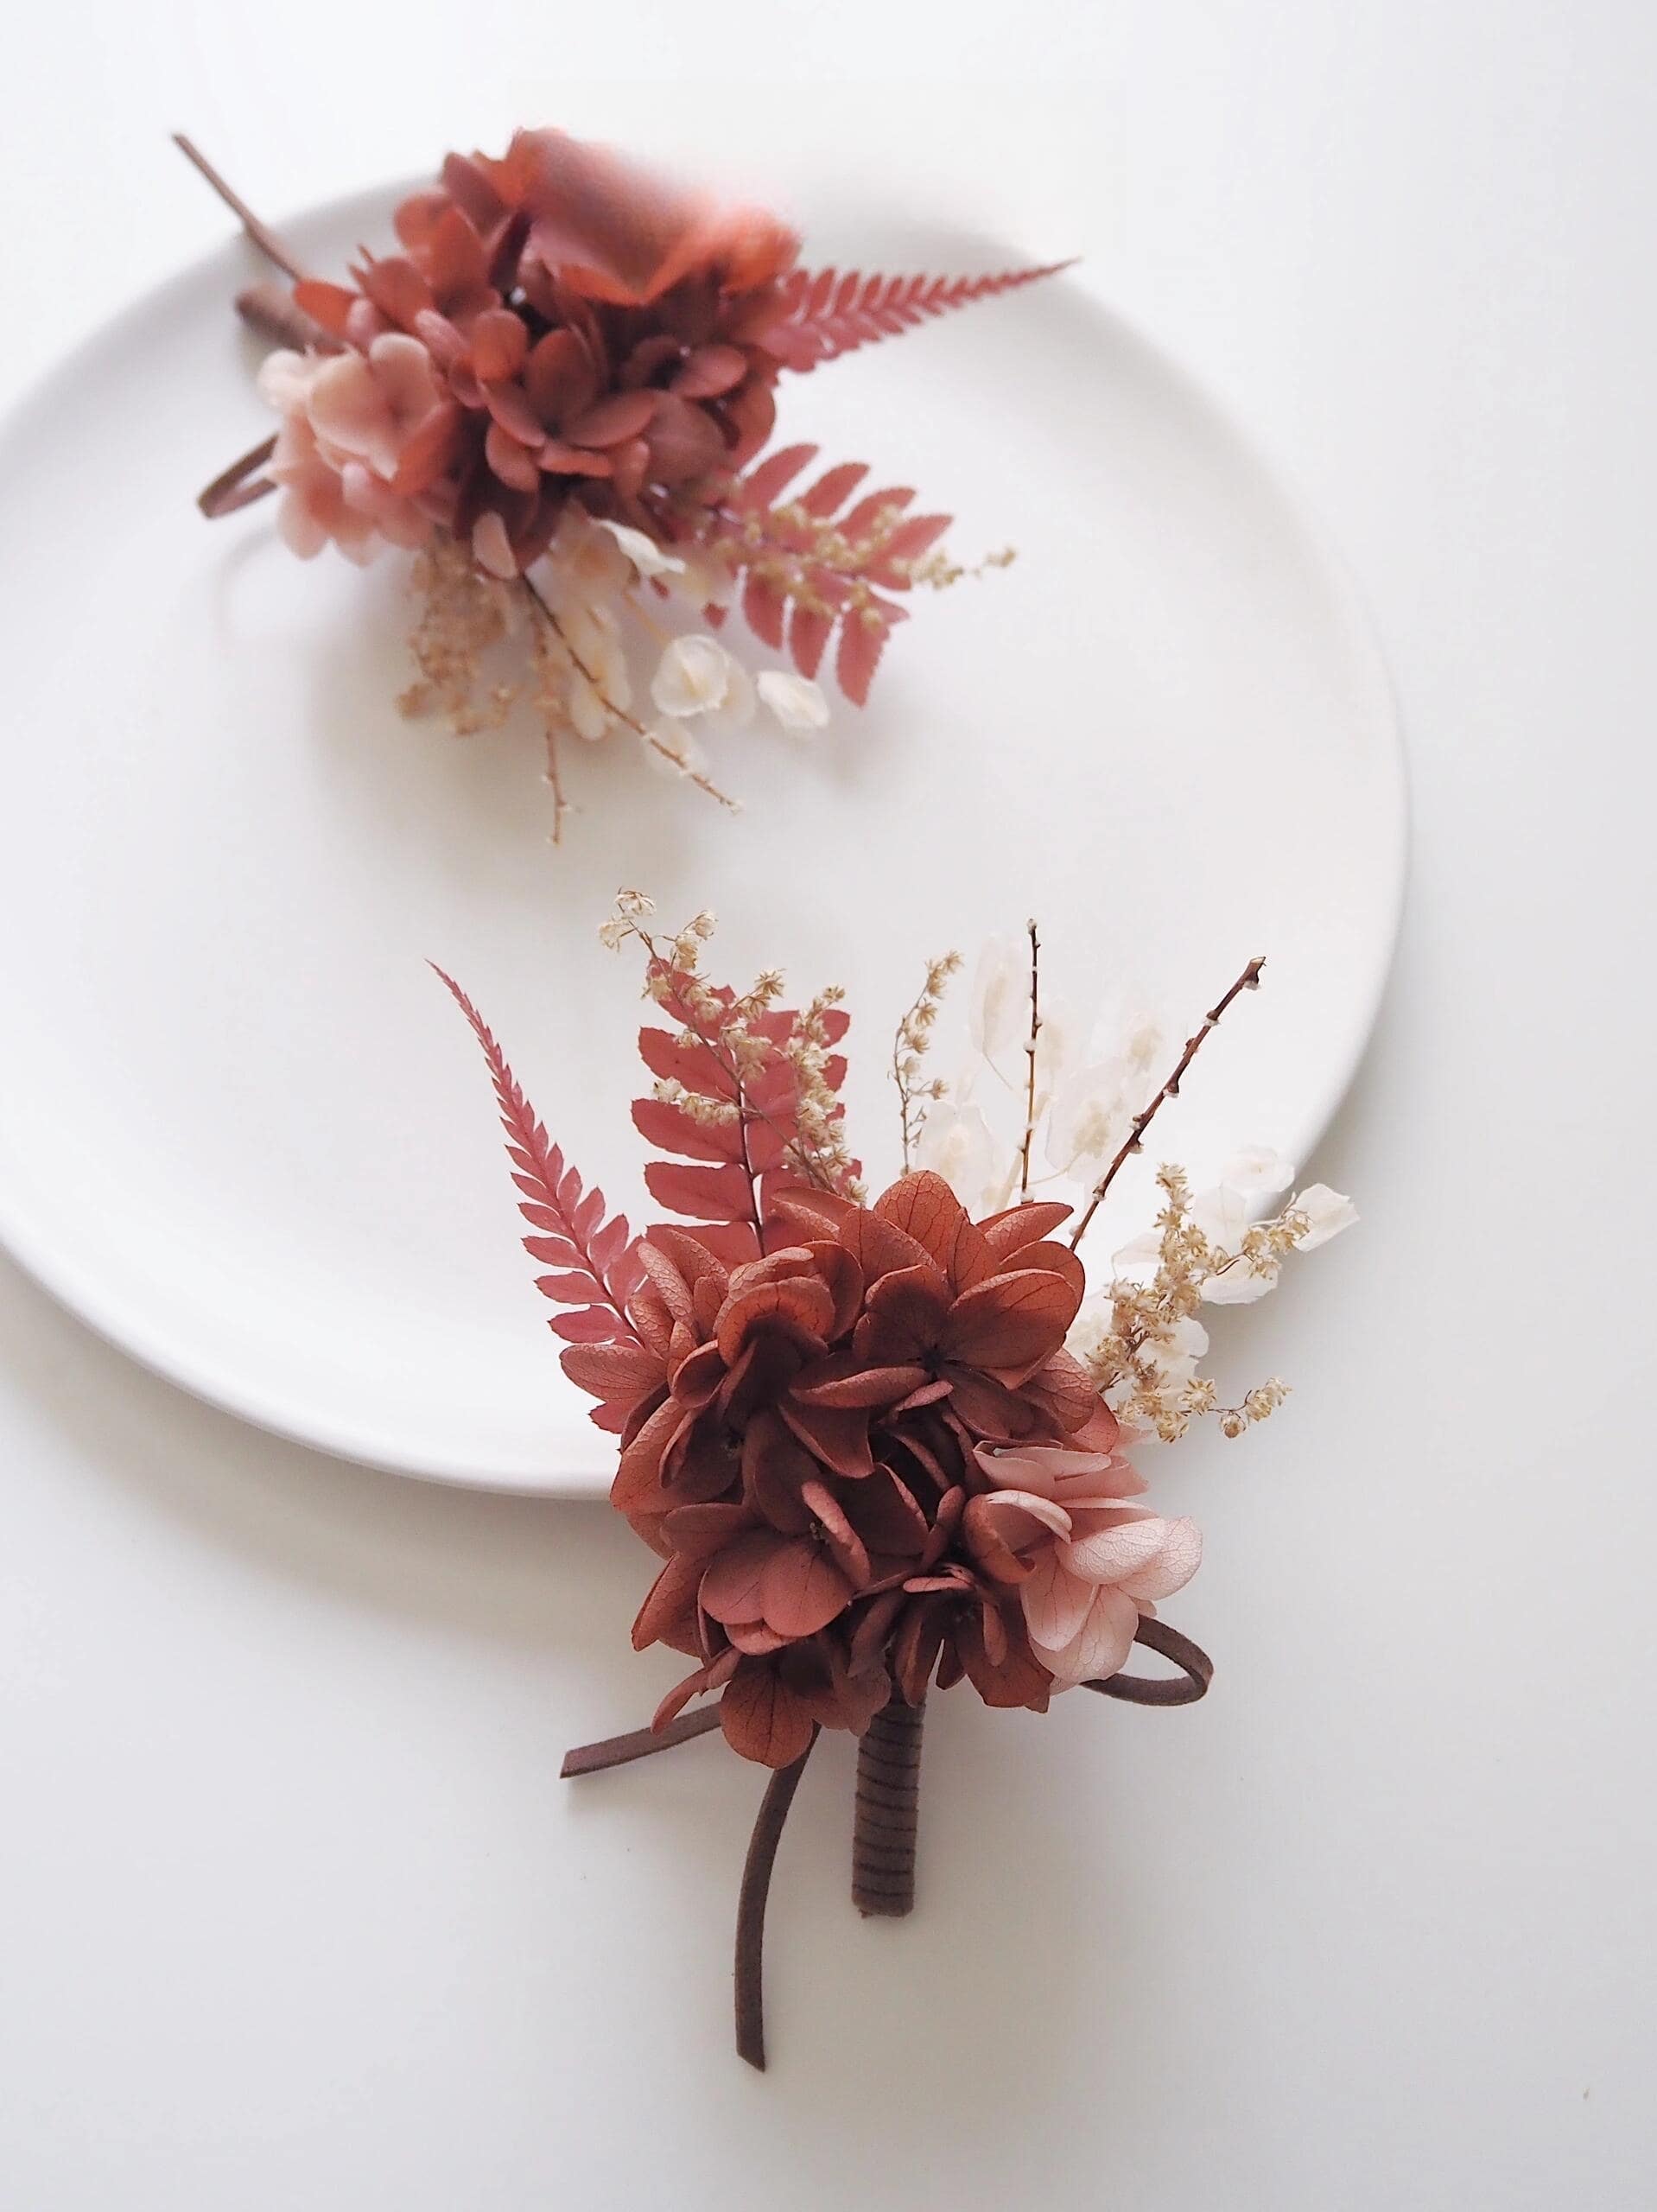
520;576;737;817
173;134;310;284
1019;918;1041;1199
1068;956;1266;1255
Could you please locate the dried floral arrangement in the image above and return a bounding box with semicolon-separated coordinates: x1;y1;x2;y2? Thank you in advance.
177;131;1063;837
440;895;1355;2068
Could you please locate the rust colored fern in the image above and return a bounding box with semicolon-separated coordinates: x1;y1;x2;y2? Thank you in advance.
760;261;1073;373
434;968;646;1352
634;962;858;1263
706;445;954;704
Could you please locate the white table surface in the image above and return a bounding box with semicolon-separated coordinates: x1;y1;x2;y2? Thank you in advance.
3;6;1654;2207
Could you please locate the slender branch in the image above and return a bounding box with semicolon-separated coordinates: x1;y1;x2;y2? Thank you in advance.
734;1728;819;2071
173;134;311;284
541;723;569;847
520;576;737;816
1069;956;1265;1254
1019;918;1041;1199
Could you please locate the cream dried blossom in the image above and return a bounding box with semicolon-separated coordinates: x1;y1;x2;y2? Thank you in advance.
594;519;686;582
758;671;830;732
651;634;750;721
914;1097;1004;1213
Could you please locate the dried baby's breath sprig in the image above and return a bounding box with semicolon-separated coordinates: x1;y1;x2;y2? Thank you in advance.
398;537;517;737
784;986;864;1199
892;950;962;1169
1082;1166;1333;1440
905;543;1017;589
1069;957;1266;1254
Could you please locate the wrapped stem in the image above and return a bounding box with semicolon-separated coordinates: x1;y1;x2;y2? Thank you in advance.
851;1694;925;1917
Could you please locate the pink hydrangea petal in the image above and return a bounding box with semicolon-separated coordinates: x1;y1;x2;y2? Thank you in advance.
1117;1516;1203;1601
257;347;315;414
367;330;441;428
1063;1511;1168;1588
307;352;392;467
1018;1549;1095;1651
974;1488;1072;1544
975;1443;1121;1498
1047;1587;1140;1686
276;490;327;559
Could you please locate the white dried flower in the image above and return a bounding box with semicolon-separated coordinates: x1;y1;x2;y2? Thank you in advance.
758;670;831;732
651;635;740;719
915;1098;1007;1213
1198;1254;1277;1306
1220;1146;1296;1198
1045;1061;1130;1180
968;933;1030;1073
594;519;686;580
1289;1184;1358;1249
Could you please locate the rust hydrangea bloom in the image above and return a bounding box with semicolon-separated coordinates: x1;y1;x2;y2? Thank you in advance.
569;1173;1114;1764
290;130;799;577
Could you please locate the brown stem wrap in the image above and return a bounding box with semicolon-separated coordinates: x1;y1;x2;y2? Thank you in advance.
234;281;335;353
852;1694;925;1918
197;434;278;519
560;1702;723;1777
1087;1616;1213;1707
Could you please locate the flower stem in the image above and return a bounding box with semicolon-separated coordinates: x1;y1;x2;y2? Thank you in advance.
173;134;311;284
519;575;737;816
1019;918;1041;1199
734;1728;819;2070
1068;956;1266;1254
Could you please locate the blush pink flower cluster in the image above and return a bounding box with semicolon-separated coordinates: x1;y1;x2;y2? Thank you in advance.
971;1442;1203;1684
258;340;448;563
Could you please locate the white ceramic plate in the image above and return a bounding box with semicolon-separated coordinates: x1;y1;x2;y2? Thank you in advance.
0;178;1403;1493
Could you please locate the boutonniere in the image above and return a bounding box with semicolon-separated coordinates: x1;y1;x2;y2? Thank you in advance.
439;895;1355;2066
178;131;1063;837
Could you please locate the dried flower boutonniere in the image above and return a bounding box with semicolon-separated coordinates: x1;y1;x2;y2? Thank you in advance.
440;898;1355;2066
178;131;1063;837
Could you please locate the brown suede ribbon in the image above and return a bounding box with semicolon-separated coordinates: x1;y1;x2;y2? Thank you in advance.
560;1617;1212;2069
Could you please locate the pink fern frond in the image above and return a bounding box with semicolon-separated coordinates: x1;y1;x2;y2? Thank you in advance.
760;259;1074;372
706;448;930;702
433;966;644;1345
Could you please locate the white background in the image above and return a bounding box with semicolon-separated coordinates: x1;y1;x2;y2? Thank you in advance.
3;5;1653;2207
